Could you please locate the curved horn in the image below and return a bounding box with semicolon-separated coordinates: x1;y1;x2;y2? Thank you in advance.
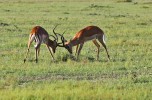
49;34;56;41
53;25;60;42
61;31;66;46
57;31;66;47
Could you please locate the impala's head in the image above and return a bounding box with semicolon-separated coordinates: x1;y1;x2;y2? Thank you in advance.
64;44;72;54
63;40;72;54
48;25;62;53
54;30;73;54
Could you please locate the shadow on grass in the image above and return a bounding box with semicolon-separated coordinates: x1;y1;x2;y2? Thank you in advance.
25;54;126;63
60;54;112;63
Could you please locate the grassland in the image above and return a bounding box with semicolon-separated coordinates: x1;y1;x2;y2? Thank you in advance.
0;0;152;99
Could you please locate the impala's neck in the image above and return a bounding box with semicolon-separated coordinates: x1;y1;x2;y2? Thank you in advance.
48;39;56;53
48;39;54;46
66;38;80;47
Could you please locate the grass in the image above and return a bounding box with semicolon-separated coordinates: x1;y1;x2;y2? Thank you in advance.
0;0;152;99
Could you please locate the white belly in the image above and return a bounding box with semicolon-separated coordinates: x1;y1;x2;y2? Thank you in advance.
84;34;98;42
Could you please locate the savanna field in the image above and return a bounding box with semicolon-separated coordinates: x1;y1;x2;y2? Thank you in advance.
0;0;152;99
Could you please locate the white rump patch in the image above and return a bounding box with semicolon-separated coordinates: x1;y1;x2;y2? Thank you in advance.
84;34;98;42
103;34;106;44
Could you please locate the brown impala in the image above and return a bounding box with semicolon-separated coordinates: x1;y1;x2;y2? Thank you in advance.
24;26;60;63
57;26;110;60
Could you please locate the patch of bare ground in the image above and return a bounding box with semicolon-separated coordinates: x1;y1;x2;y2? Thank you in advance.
17;69;152;86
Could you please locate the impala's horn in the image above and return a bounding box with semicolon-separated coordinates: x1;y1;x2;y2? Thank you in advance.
53;24;60;42
57;31;66;47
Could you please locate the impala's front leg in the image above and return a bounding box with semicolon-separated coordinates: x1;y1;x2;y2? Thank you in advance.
46;45;55;61
77;43;84;60
75;44;79;55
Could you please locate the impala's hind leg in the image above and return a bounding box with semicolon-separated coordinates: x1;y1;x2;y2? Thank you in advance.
37;47;40;56
24;35;35;63
35;43;41;63
98;34;110;60
92;40;100;60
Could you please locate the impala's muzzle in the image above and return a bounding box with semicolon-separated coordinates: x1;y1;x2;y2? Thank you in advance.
52;48;56;53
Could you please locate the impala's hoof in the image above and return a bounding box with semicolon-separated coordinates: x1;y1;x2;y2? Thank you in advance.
35;59;38;63
50;58;55;62
108;55;110;61
24;59;26;63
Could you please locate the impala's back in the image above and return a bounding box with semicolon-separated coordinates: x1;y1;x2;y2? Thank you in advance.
30;26;49;44
71;26;104;43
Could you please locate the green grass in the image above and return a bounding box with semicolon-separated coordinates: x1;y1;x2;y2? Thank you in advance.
0;0;152;99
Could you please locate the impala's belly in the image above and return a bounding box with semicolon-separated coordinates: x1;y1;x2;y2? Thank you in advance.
84;34;98;42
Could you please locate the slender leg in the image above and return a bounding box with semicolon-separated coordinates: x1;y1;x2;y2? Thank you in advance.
24;48;30;63
24;35;34;63
75;44;79;55
77;43;84;59
46;45;55;61
35;44;41;63
98;36;110;60
35;48;38;63
92;40;100;60
37;47;40;56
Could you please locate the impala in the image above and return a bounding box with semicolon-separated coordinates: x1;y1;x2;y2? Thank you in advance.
24;26;59;63
58;26;110;60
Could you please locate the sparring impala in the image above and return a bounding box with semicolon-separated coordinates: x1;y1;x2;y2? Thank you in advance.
24;26;59;63
57;26;110;60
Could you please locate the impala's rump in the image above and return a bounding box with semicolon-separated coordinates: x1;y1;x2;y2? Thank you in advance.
30;26;49;44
